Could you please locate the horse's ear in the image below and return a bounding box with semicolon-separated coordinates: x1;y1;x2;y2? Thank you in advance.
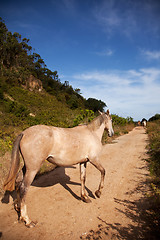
98;110;103;115
106;109;110;115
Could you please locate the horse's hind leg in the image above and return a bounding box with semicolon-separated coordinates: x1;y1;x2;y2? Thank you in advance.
17;169;37;227
90;158;105;198
80;162;91;203
14;166;26;213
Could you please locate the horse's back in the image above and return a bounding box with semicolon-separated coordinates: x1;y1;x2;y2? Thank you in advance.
19;124;102;167
49;125;102;165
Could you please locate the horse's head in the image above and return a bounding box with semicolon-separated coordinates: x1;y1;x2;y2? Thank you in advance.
99;110;114;137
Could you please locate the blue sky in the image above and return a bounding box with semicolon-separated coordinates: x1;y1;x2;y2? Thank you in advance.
1;0;160;121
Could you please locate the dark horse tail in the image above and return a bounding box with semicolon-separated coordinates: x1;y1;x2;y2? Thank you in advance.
3;133;23;191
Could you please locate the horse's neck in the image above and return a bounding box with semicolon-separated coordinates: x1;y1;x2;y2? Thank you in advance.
94;122;105;140
88;116;105;141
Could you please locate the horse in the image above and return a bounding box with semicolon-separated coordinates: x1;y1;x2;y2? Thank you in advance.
3;110;114;228
142;120;147;128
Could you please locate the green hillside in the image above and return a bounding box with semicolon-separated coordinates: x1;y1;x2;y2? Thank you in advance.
0;17;107;154
0;17;106;112
0;85;79;144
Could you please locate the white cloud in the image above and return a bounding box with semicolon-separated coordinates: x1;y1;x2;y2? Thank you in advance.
93;0;122;36
66;68;160;121
93;0;160;38
95;49;113;56
142;50;160;60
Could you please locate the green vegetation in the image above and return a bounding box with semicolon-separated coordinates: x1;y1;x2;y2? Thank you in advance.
112;114;133;125
111;114;134;136
146;118;160;233
73;109;95;126
149;113;160;122
147;119;160;199
85;98;106;112
0;85;79;156
0;17;106;112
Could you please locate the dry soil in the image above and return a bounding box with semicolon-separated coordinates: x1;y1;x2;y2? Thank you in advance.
0;127;151;239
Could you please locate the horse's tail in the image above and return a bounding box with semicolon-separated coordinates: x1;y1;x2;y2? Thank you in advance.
3;133;23;191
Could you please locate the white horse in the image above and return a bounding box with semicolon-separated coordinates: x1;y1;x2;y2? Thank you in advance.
4;110;114;227
142;120;147;128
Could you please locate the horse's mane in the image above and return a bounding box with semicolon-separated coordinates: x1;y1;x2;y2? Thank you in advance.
87;114;105;131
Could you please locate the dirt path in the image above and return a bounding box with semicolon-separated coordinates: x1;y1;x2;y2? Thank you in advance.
0;127;150;240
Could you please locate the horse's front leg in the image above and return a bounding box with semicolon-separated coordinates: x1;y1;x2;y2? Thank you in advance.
80;162;91;203
90;158;105;198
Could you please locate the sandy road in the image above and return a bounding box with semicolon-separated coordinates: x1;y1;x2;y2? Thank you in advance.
0;127;150;239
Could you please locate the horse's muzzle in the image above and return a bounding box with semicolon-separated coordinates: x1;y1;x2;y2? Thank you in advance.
108;129;114;137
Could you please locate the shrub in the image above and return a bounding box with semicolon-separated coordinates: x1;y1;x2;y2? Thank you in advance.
147;120;160;176
146;120;160;204
4;99;29;117
0;137;12;156
73;109;95;126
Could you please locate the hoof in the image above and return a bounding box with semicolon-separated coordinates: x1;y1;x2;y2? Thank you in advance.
81;195;92;203
19;217;37;228
95;190;101;198
26;221;37;228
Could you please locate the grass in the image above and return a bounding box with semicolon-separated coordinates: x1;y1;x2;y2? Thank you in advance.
144;120;160;234
146;119;160;200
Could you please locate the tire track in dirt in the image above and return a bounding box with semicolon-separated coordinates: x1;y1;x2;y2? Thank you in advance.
0;127;149;240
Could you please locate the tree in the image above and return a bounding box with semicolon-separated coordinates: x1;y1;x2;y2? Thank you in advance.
0;17;8;68
85;98;107;112
149;114;160;122
75;88;81;95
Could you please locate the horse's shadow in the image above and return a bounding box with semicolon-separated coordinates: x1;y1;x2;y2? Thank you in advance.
1;166;95;204
32;166;95;201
